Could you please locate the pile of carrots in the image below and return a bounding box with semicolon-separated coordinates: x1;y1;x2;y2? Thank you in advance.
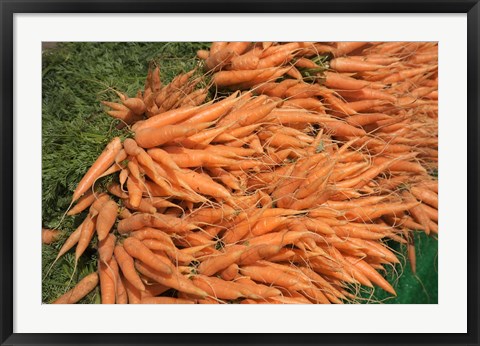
44;41;438;304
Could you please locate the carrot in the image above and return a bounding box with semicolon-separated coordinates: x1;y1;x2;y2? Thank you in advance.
382;65;437;84
298;267;346;303
301;286;332;304
301;218;336;236
205;48;235;72
135;122;212;149
226;41;252;55
136;105;198;131
333;42;368;56
238;244;282;265
117;213;197;234
42;228;62;244
234;277;282;298
177;169;232;200
210;167;244;191
141;297;195;304
213;69;265;87
43;223;83;279
182;91;242;125
52;272;99;304
135;261;207;298
75;213;97;262
197;49;210;60
210;42;229;55
72;137;122;203
338;87;396;103
67;189;97;215
126;175;143;208
221;204;271;244
184;205;237;225
219;263;239;281
122;275;142;304
329;57;384;72
102;100;129;112
123;97;146;115
421;203;438;222
231;52;260;70
348;238;400;264
250;216;290;236
191;275;249;300
96;200;118;241
402;191;431;234
219;100;279;129
410;186;438;209
130;227;176;245
123;237;173;275
336;155;412;189
257;50;293;69
123;198;156;214
282;98;325;112
98;233;116;263
197;248;244;276
324;71;372;90
99;259;116;304
239;264;311;291
143;239;194;265
114;244;146;291
345;257;396;295
344;201;420;222
141;283;170;299
110;257;127;304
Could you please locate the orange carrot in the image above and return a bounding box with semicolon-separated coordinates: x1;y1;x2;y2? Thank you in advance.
231;52;260;70
114;244;146;291
330;57;384;72
44;223;83;278
135;261;207;298
345;257;396;295
410;186;438;209
197;248;244;276
122;275;142;304
136;105;199;131
135;122;212;148
333;42;368;56
213;69;265;87
123;237;172;275
123;97;146;115
75;213;97;262
98;233;116;264
96;200;118;241
219;263;239;281
42;228;62;244
98;261;116;304
72;137;122;203
67;189;97;215
239;264;311;291
205;48;235;72
177;169;232;200
52;272;99;304
238;244;282;265
99;259;116;304
141;297;195;304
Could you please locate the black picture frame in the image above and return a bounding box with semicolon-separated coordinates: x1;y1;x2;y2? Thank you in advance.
1;1;479;345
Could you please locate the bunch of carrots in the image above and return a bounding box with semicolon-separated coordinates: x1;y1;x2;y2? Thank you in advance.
44;41;438;304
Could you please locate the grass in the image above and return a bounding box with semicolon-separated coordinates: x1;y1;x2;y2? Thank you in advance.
42;42;438;304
